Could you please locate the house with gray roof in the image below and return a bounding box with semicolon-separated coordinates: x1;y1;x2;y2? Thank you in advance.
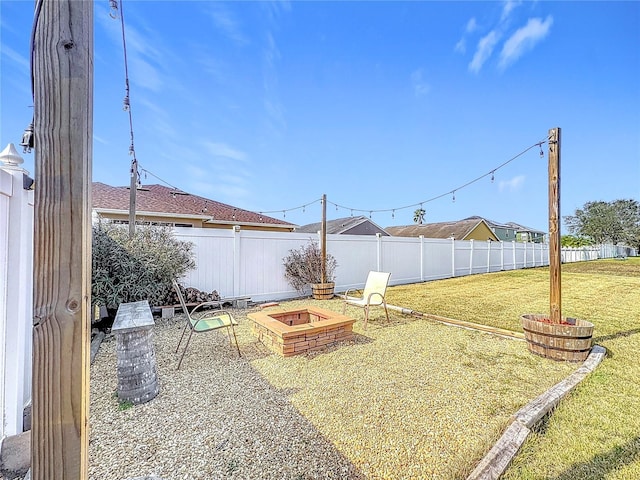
385;217;499;241
297;216;389;236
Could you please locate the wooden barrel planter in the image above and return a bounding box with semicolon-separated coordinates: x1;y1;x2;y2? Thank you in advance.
521;314;594;362
311;282;335;300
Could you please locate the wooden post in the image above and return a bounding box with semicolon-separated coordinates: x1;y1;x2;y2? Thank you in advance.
32;0;92;478
129;158;137;238
320;193;327;284
548;127;561;323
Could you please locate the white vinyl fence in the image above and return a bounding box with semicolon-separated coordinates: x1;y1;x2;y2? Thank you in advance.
1;179;637;442
174;227;573;302
0;167;33;440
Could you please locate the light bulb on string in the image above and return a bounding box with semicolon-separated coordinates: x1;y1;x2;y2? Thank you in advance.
491;171;495;183
123;95;130;112
369;211;372;219
452;191;456;203
539;144;544;158
392;210;395;219
302;205;305;213
350;209;353;217
283;210;286;218
109;0;119;19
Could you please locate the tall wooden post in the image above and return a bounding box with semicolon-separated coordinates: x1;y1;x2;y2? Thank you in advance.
548;127;562;324
32;0;92;478
320;193;327;284
129;158;137;238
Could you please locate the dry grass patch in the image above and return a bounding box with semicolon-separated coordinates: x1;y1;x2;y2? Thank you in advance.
250;299;574;479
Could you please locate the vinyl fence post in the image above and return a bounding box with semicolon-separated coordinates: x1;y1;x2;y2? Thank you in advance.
487;240;491;273
469;239;474;275
376;232;382;271
501;241;504;271
451;237;456;278
419;235;424;282
512;241;516;270
233;225;241;297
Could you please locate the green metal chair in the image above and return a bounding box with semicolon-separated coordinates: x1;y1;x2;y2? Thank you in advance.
173;280;241;369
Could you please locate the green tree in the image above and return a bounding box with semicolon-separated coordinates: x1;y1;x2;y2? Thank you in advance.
561;235;593;247
413;208;426;225
563;199;640;249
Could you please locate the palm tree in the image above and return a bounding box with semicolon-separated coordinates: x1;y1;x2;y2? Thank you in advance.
413;208;426;225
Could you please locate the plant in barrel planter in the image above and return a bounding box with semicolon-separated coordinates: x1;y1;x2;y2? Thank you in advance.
283;240;338;299
521;127;594;361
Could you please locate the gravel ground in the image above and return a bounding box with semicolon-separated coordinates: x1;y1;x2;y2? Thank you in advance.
89;299;575;480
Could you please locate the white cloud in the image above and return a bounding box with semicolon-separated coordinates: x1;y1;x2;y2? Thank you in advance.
469;30;501;73
410;69;431;97
201;141;247;162
499;175;525;192
499;16;554;69
466;18;478;33
501;0;522;23
207;3;249;46
1;45;29;70
455;38;466;54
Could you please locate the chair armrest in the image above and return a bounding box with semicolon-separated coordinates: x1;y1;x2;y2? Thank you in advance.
343;288;361;301
366;292;385;305
189;301;223;315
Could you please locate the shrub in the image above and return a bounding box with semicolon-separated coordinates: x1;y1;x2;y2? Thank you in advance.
92;223;196;310
283;240;337;294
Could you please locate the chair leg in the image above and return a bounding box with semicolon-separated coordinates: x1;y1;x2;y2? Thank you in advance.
177;329;195;370
175;322;189;353
383;300;390;322
230;325;241;357
364;305;369;330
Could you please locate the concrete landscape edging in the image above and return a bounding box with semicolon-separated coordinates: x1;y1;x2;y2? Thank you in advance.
466;345;607;480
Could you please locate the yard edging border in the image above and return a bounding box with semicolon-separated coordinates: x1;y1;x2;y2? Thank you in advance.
465;345;606;480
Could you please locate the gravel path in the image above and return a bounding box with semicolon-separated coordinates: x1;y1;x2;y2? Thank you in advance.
89;299;574;480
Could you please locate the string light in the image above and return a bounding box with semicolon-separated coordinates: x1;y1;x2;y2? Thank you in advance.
326;136;549;218
109;0;119;18
128;132;549;227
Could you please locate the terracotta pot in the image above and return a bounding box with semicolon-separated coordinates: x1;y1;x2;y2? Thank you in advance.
521;313;594;362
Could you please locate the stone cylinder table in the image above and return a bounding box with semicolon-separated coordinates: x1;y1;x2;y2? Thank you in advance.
112;300;159;404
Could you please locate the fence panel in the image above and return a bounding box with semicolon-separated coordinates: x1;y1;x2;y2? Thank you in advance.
380;236;423;286
423;238;454;280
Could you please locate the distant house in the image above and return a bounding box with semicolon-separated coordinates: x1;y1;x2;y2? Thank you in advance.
386;217;499;241
475;217;547;243
297;216;390;236
92;182;296;232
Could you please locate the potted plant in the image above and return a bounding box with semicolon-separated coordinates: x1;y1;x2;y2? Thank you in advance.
283;240;338;299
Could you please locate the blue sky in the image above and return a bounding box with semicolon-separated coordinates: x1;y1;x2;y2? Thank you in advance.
1;1;639;232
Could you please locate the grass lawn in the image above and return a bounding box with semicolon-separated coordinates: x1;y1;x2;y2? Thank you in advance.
89;258;637;479
383;257;640;479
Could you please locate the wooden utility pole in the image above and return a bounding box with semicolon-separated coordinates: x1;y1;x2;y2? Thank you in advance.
321;193;327;284
129;158;137;238
32;0;92;478
548;127;562;323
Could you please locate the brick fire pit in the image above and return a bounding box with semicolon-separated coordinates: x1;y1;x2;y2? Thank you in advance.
248;306;355;357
